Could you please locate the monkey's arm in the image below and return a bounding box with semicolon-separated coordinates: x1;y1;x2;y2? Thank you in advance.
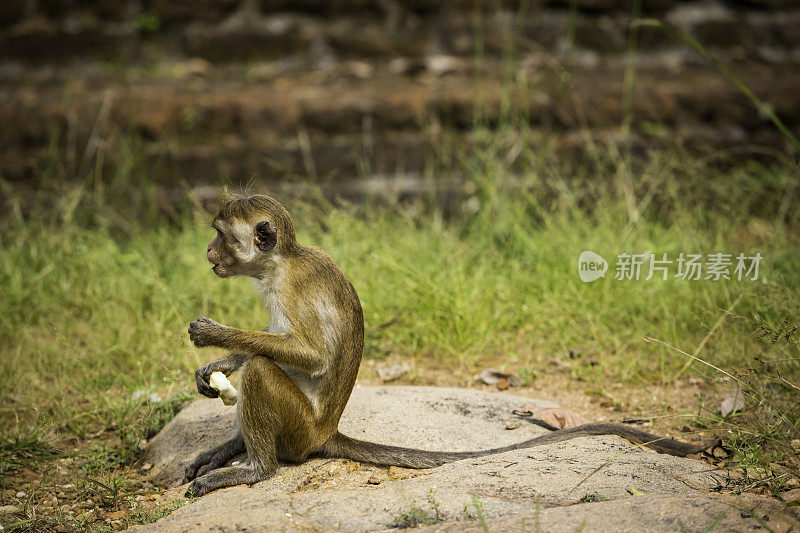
189;317;324;374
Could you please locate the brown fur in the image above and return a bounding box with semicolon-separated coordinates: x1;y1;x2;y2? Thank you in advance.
183;193;721;497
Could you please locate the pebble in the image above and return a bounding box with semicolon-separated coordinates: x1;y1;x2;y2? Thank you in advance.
0;505;21;516
15;492;26;499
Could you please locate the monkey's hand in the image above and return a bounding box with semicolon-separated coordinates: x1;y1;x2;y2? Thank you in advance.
193;353;250;398
188;316;228;348
194;362;221;398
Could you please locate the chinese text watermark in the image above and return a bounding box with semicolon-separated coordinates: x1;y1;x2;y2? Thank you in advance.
578;251;762;282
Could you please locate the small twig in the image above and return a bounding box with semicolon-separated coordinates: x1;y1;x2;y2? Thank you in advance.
776;375;800;393
645;337;744;387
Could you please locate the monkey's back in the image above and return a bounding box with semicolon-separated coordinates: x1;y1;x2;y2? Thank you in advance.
282;244;365;429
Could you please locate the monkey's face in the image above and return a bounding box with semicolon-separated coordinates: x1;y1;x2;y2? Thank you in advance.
207;216;280;278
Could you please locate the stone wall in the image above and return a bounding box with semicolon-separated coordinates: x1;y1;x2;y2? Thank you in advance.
3;1;799;64
1;0;798;189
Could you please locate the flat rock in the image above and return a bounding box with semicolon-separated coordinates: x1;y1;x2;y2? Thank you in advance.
145;385;559;487
132;386;793;532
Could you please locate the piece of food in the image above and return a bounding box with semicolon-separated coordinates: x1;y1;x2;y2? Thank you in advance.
209;371;238;406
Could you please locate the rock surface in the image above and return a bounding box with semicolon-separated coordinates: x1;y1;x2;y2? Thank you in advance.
130;386;796;532
145;385;559;487
421;493;797;533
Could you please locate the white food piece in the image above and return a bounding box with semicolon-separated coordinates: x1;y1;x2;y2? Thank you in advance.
209;371;238;406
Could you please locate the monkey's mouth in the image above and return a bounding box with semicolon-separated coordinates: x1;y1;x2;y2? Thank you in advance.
211;263;229;278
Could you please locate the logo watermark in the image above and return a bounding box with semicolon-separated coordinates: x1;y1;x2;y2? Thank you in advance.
578;250;609;282
578;251;762;282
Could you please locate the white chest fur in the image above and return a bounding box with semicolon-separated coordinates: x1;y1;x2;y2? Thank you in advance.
266;298;291;335
254;270;321;411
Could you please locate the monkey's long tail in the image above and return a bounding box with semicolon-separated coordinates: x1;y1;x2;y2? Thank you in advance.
318;425;724;469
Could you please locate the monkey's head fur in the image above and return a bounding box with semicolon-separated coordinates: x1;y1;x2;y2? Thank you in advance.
207;190;297;279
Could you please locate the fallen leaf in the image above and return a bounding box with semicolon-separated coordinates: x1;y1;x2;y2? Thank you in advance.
720;387;745;417
518;407;585;429
496;378;509;390
478;368;520;387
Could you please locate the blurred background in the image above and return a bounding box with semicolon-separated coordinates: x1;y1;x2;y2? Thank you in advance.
1;0;798;200
1;1;800;530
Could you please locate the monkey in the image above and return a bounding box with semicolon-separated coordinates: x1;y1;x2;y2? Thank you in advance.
182;192;723;497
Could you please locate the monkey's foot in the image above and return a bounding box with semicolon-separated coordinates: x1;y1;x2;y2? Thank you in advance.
183;450;217;484
185;464;265;498
183;434;246;484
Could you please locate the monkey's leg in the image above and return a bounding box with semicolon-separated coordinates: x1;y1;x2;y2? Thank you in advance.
185;358;324;497
182;432;245;484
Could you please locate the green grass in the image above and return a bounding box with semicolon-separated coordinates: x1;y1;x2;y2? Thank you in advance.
1;128;799;501
0;431;60;485
123;499;187;528
392;487;442;528
392;506;440;529
578;491;610;503
2;158;795;420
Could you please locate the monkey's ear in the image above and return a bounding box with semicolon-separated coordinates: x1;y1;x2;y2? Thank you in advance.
255;221;278;252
